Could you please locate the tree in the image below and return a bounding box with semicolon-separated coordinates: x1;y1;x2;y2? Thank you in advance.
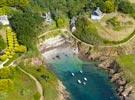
0;0;29;8
0;67;12;79
67;0;88;18
104;0;115;13
9;12;43;51
118;1;135;14
73;17;103;45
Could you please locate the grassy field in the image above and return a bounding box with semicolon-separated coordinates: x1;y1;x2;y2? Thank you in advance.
0;67;39;100
96;13;135;41
117;55;135;84
19;63;59;100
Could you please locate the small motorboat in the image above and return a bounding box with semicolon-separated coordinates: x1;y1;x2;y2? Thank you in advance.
84;77;87;81
83;82;86;85
77;80;82;84
80;70;83;73
71;73;75;76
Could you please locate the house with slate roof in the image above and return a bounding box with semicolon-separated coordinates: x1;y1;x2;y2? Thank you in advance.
91;7;104;21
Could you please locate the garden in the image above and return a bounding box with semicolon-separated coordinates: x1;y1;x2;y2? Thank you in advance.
0;27;27;62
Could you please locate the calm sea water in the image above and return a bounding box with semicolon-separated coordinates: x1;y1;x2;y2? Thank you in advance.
44;47;119;100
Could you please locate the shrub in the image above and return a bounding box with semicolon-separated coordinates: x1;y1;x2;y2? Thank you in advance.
106;17;121;31
103;0;115;13
0;67;12;79
131;13;135;19
15;45;27;53
0;55;8;61
9;11;43;51
118;1;135;14
56;17;69;28
0;35;6;51
0;79;13;91
73;17;104;45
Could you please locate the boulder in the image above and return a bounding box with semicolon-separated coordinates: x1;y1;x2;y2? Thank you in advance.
117;79;127;86
121;86;133;97
117;86;124;94
111;73;121;83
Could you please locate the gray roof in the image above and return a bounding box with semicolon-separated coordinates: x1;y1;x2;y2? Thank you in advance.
93;7;103;16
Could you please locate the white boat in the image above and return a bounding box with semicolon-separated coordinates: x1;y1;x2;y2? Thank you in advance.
80;70;83;73
71;73;75;76
83;82;86;85
84;77;87;81
77;80;82;84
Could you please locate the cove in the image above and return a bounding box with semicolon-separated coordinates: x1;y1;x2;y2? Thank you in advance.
42;43;119;100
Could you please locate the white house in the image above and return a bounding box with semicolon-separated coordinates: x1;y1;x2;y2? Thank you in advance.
0;15;10;25
91;7;104;21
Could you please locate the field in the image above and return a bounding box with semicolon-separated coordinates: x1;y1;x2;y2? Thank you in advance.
95;13;135;41
117;55;135;85
0;67;39;100
19;63;59;100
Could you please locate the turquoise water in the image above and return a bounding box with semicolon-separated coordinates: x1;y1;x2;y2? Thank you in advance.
44;48;119;100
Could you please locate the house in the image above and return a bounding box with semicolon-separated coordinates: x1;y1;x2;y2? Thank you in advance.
70;16;77;32
91;7;103;21
0;15;10;25
42;12;53;24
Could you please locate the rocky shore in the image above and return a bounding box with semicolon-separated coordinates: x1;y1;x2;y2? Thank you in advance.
76;42;135;100
81;53;134;100
57;81;71;100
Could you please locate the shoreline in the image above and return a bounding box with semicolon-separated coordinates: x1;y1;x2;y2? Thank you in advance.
77;44;135;100
57;80;71;100
40;34;135;100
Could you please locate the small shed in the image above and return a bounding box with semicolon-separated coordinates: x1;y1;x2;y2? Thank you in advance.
91;7;103;21
0;15;10;25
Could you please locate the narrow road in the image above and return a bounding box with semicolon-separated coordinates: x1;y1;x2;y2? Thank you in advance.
18;67;44;100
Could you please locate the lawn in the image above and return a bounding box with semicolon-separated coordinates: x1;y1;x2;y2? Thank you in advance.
117;55;135;84
0;67;39;100
19;63;59;100
72;15;135;46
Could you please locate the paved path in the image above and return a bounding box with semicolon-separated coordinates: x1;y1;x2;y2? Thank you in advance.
0;59;9;69
18;67;44;100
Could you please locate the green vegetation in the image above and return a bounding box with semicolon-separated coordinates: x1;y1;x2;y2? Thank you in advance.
0;0;29;8
9;12;43;52
0;35;6;51
118;0;135;14
73;16;124;45
19;62;58;100
106;17;121;31
103;0;115;13
0;27;27;62
117;55;135;84
41;30;64;40
103;30;135;45
0;67;38;100
0;0;135;100
56;17;69;28
0;6;22;16
73;17;104;45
